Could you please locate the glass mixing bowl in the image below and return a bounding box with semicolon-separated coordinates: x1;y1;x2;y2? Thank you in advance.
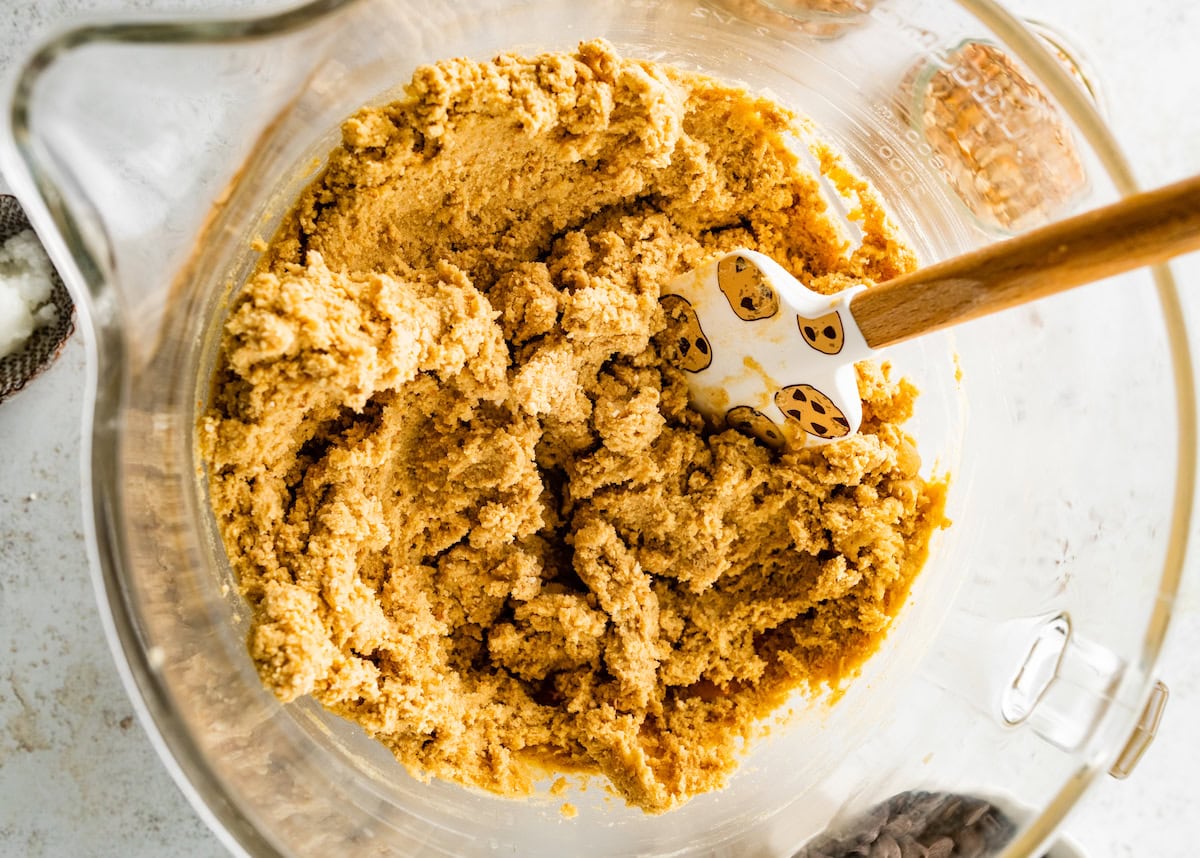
2;0;1193;855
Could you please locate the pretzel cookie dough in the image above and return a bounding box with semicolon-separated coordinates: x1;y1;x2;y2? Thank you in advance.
200;40;947;813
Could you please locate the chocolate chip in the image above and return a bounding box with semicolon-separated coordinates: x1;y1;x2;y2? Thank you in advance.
678;337;691;356
823;325;837;339
869;834;901;858
791;791;1020;858
804;326;817;340
696;338;709;355
955;827;985;858
742;296;756;310
811;400;826;415
884;815;916;838
793;389;808;402
810;422;828;435
835;416;849;428
924;839;953;858
787;409;804;420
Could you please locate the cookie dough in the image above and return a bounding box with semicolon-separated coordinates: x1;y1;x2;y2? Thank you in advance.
200;40;947;814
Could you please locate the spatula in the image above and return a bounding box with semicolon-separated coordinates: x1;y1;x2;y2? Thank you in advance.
662;174;1200;449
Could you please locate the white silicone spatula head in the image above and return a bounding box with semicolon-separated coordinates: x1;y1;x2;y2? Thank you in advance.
662;249;872;449
663;174;1200;450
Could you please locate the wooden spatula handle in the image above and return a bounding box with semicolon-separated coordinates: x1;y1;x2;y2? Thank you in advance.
851;174;1200;349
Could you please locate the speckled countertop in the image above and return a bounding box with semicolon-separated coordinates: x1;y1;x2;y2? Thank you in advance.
0;1;1197;856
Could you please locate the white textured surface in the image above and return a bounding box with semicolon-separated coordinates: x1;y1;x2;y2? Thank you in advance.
0;1;1197;856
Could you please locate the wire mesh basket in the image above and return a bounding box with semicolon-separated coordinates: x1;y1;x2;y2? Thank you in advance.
0;194;74;403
